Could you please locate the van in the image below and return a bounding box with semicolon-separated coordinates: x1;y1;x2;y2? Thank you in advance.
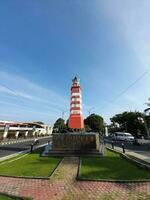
113;132;134;141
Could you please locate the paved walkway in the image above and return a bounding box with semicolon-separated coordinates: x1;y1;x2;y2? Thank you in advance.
0;157;150;200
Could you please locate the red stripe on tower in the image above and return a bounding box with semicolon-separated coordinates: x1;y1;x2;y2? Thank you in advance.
68;76;84;129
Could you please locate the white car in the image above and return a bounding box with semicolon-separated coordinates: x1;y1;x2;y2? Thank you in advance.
113;132;134;141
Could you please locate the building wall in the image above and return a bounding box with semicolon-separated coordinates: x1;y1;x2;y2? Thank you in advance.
0;121;53;140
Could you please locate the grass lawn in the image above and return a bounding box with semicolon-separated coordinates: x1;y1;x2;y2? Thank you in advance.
0;148;61;177
81;149;150;180
0;194;25;200
0;194;31;200
0;195;13;200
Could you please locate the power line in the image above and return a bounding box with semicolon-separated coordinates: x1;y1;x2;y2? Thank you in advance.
87;107;94;115
0;83;16;93
111;68;150;103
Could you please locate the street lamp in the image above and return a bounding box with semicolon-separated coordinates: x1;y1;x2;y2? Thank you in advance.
104;123;108;136
124;122;127;132
138;115;150;139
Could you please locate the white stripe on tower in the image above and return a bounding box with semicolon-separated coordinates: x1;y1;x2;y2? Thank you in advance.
70;88;82;115
71;93;82;97
71;110;82;115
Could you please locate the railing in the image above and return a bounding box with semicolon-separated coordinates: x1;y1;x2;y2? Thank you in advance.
0;127;47;131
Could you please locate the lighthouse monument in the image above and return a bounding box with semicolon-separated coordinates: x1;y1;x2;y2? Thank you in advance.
69;76;84;130
45;76;100;156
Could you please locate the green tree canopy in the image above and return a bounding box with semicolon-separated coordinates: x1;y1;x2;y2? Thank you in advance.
84;124;92;132
110;111;150;137
84;114;104;133
53;118;67;133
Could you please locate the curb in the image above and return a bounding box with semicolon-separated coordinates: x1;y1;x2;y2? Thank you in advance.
77;177;150;183
0;174;49;180
49;157;64;179
76;156;81;180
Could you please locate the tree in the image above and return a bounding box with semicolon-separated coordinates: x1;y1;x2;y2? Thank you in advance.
84;124;92;132
110;111;147;137
66;118;69;128
144;98;150;113
108;123;120;134
84;114;104;133
53;118;67;133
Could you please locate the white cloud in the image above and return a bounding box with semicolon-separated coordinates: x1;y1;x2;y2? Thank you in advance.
0;70;69;123
0;70;69;106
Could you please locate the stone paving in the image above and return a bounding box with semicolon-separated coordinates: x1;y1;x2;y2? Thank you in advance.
0;157;150;200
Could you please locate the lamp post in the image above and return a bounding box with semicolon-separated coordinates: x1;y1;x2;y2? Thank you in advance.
121;122;127;132
138;115;150;139
104;123;108;137
124;122;127;132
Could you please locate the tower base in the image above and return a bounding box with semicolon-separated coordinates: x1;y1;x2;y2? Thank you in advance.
69;114;84;129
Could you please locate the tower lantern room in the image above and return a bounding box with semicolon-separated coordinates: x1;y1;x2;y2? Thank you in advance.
68;76;84;130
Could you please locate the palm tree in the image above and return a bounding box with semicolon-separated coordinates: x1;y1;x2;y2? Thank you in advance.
144;98;150;113
143;98;150;139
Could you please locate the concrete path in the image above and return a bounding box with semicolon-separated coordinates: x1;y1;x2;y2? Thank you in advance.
0;157;150;200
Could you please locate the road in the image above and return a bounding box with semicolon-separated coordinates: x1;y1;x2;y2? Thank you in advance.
0;136;52;158
105;138;150;157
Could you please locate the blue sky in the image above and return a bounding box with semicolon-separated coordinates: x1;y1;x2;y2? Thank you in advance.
0;0;150;124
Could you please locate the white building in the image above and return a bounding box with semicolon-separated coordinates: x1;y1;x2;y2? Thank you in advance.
0;121;53;140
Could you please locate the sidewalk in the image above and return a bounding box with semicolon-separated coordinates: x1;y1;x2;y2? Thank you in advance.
110;145;150;165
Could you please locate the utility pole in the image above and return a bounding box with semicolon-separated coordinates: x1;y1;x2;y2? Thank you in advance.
62;111;65;119
124;122;127;132
142;114;150;139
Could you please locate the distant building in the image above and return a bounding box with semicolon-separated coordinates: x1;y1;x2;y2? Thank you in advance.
0;121;53;140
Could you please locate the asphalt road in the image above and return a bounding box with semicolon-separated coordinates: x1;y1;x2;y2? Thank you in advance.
0;136;52;158
105;138;150;157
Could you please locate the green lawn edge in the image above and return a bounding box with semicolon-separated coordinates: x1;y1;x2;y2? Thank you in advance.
0;147;62;177
80;149;150;181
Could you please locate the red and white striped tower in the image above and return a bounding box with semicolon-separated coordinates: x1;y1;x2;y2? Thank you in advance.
68;76;84;130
